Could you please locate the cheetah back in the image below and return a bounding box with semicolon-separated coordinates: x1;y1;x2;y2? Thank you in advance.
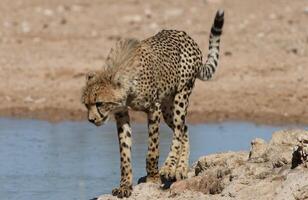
135;30;203;103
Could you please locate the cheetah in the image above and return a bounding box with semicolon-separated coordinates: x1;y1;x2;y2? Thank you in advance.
81;10;224;198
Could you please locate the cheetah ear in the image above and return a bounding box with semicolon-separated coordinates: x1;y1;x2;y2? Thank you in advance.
86;72;96;81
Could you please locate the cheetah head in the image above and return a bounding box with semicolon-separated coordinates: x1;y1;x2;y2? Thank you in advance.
81;71;127;126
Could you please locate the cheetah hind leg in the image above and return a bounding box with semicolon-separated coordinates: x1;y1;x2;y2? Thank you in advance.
175;125;190;180
159;125;189;184
160;95;189;187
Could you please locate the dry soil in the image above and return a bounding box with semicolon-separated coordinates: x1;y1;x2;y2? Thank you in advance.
1;0;308;124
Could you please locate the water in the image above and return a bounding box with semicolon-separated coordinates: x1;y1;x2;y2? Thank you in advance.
0;118;306;200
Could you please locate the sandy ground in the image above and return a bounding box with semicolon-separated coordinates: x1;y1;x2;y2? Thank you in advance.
1;0;308;124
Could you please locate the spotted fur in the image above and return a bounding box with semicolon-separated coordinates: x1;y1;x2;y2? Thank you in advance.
81;10;224;198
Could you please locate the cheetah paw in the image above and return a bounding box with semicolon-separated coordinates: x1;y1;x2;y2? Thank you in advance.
175;166;188;180
159;165;176;182
146;173;161;183
137;174;160;184
111;185;132;198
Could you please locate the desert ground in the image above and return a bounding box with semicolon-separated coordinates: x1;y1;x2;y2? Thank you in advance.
1;0;308;124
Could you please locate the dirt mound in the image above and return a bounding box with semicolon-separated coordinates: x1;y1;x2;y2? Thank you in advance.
97;130;308;200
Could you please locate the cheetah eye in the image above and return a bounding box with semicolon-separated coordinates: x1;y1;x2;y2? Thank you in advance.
105;102;120;106
95;102;104;107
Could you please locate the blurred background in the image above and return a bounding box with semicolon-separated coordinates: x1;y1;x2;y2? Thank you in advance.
0;0;308;200
0;0;307;124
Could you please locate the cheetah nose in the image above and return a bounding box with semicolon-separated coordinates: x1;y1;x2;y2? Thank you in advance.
88;118;95;123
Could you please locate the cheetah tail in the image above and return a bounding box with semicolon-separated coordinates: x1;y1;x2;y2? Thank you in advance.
197;9;224;81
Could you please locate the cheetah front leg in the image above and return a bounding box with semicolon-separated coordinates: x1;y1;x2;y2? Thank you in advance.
160;90;190;182
112;110;133;198
145;102;161;183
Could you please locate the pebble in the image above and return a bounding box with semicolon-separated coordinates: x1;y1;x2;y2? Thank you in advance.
224;51;232;56
144;8;152;18
107;35;121;41
34;98;46;104
24;96;46;104
43;9;54;16
60;18;67;25
164;8;183;18
33;37;41;43
122;15;142;23
290;48;298;54
304;7;308;14
297;65;303;71
35;6;42;13
90;30;98;37
72;5;82;12
205;0;222;3
297;77;304;82
21;21;30;33
229;192;236;198
186;19;192;25
269;13;277;20
57;5;65;13
3;21;11;28
5;96;11;101
24;96;34;103
149;22;159;30
269;84;275;89
42;23;48;29
249;14;256;20
257;32;265;38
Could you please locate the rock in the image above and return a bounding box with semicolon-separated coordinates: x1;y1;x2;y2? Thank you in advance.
249;138;267;162
195;151;247;176
273;169;308;200
292;135;308;169
97;130;308;200
293;185;308;200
